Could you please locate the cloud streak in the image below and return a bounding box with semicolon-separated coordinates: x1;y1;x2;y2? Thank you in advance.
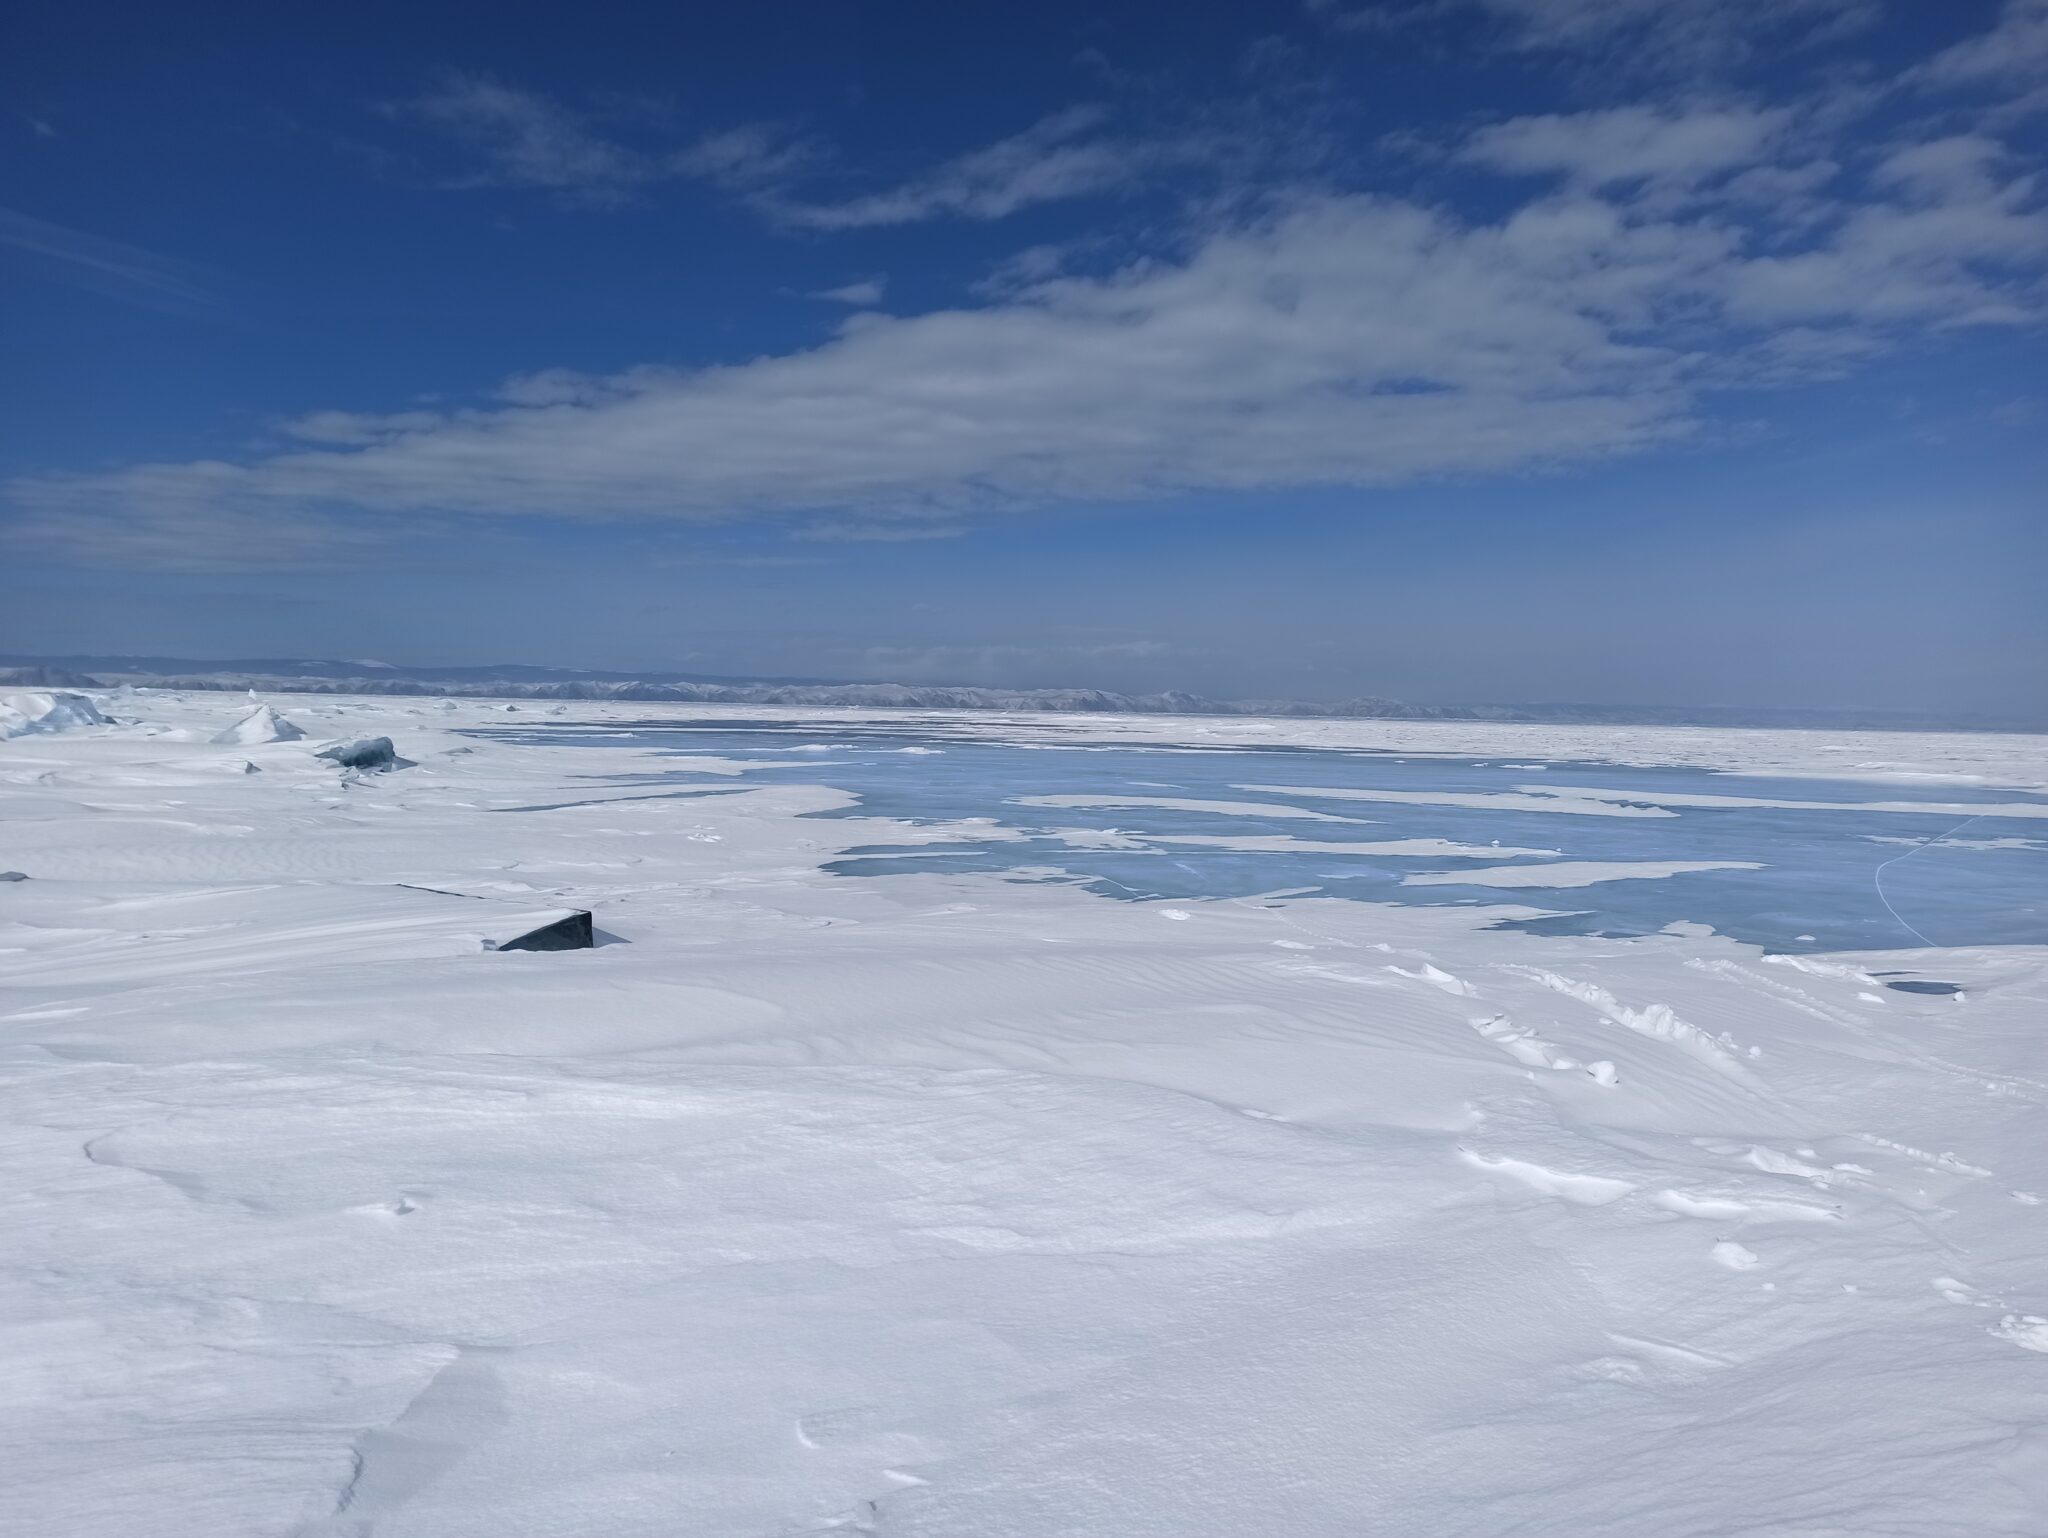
386;79;1229;229
1913;0;2048;91
0;208;219;315
380;73;810;206
764;106;1147;228
1459;105;1795;190
1320;0;1878;73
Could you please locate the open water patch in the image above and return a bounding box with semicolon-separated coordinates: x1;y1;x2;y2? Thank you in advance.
476;720;2048;953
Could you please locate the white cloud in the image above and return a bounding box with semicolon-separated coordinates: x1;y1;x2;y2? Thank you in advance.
1460;105;1793;189
10;104;2046;569
810;277;887;306
6;195;1706;555
1914;0;2048;90
766;107;1143;229
1720;136;2048;325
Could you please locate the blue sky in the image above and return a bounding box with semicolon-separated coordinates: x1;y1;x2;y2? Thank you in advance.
4;0;2044;712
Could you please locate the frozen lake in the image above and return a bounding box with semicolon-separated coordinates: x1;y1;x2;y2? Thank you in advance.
487;718;2048;953
12;692;2048;1538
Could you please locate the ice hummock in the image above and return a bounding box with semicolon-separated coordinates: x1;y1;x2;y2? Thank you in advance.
211;703;307;745
0;690;109;739
315;735;413;770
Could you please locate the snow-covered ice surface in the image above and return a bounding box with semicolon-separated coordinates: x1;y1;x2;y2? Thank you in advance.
4;692;2048;1536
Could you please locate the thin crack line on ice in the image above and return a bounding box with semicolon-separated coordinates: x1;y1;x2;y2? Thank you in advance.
1871;813;1988;949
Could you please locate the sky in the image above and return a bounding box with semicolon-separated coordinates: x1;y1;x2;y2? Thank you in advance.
3;0;2045;714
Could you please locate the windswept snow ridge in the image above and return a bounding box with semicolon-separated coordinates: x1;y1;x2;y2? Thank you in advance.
2;690;2046;1537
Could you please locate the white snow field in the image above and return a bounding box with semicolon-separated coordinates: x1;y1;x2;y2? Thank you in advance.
3;691;2047;1537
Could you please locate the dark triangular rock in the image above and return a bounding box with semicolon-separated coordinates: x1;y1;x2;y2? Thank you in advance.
495;910;595;952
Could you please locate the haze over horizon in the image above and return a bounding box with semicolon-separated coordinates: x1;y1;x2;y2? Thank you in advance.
7;645;2046;728
6;1;2046;715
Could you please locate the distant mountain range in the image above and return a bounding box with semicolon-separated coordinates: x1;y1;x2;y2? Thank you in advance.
2;653;2037;733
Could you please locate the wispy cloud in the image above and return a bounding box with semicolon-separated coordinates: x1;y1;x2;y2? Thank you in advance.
1459;104;1795;191
388;73;644;200
1913;0;2048;91
765;106;1146;229
0;208;219;315
671;120;815;191
380;74;1301;230
380;72;811;207
809;277;887;306
1316;0;1878;73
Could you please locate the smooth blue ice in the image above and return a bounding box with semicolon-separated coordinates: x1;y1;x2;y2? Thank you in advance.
484;720;2048;953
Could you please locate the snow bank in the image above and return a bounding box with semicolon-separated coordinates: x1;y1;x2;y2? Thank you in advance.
0;690;108;739
210;703;306;745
